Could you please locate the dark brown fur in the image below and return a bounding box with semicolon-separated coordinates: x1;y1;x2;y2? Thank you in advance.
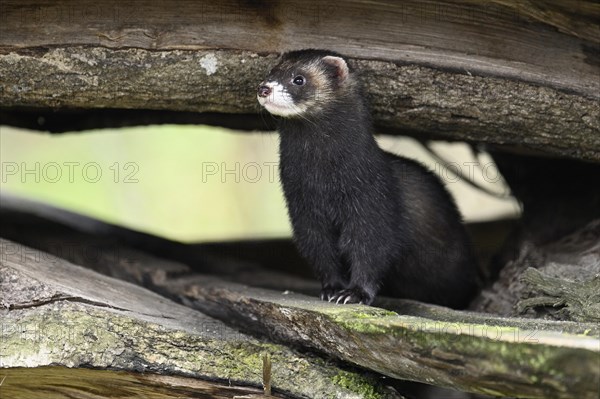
258;50;478;307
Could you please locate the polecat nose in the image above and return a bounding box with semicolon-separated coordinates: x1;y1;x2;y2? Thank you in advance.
258;85;272;98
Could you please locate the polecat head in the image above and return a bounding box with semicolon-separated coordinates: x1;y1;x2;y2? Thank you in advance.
257;49;354;118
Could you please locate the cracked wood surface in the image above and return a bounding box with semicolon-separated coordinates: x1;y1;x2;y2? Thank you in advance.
2;367;282;399
0;237;401;399
1;0;597;96
1;202;598;398
1;1;599;161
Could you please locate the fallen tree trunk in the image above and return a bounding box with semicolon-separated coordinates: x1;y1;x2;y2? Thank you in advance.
0;237;401;399
473;219;600;323
2;204;598;398
2;367;283;399
174;277;600;399
0;1;598;161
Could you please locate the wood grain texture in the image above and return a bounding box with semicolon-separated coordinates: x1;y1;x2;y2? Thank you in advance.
0;1;598;161
1;47;598;161
0;237;401;399
2;200;598;399
1;0;598;96
2;367;276;399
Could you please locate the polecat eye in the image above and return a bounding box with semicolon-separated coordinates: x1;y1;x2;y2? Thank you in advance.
292;76;306;86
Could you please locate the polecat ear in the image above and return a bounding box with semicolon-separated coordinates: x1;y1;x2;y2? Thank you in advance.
322;56;349;83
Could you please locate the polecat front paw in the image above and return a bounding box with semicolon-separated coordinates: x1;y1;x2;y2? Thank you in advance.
330;287;373;305
320;284;345;302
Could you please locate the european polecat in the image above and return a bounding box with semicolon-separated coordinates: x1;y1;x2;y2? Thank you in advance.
257;49;478;308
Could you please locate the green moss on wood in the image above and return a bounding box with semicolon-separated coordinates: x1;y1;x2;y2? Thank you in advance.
331;371;387;399
1;302;397;398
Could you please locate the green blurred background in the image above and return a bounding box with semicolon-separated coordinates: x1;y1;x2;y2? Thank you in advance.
1;125;290;242
0;125;518;243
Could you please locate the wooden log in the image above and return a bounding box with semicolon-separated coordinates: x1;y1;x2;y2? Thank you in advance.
1;1;597;95
1;202;598;398
0;1;598;161
0;237;402;399
176;279;600;399
2;367;282;399
518;268;600;322
472;218;600;323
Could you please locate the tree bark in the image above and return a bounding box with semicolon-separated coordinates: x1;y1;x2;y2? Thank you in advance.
1;203;598;399
1;0;598;161
2;367;282;399
0;237;401;399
